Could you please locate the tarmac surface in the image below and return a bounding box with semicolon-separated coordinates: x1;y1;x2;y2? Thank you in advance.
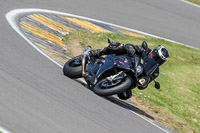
0;0;199;133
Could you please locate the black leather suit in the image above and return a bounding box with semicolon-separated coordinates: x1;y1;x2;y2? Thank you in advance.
91;41;159;89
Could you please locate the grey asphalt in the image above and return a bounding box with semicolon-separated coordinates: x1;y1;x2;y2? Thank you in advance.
0;0;199;133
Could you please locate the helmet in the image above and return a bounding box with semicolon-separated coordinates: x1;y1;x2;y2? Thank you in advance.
149;45;169;66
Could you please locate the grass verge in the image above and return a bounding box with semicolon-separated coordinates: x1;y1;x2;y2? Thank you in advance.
187;0;200;5
63;31;200;133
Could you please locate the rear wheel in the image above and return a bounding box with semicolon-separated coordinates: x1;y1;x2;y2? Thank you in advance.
94;76;132;96
63;55;82;79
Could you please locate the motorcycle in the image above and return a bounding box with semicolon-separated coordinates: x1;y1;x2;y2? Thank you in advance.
63;39;160;100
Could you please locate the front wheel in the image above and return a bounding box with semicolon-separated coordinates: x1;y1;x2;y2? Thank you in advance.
94;76;132;96
63;55;82;79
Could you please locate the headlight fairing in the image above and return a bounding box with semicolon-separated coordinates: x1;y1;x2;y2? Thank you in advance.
136;64;143;74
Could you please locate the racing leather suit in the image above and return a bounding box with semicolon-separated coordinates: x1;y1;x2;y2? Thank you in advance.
90;41;159;89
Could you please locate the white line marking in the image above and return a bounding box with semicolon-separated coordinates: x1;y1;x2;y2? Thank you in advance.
179;0;200;8
0;126;12;133
130;111;170;133
5;9;63;68
6;8;199;50
5;8;181;133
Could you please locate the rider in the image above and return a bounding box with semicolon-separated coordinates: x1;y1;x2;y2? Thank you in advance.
89;39;169;90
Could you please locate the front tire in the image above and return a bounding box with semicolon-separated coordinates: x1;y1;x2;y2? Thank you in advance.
63;55;82;79
94;76;132;96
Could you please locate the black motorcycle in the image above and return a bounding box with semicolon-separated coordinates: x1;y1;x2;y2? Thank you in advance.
63;39;160;100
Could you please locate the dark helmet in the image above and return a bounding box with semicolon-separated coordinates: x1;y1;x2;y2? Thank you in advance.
149;45;169;66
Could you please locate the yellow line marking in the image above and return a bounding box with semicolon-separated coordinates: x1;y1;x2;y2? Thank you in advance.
62;17;109;33
21;21;64;47
29;14;71;35
36;44;69;63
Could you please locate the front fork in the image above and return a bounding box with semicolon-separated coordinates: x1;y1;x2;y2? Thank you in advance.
82;55;94;87
82;55;87;77
106;71;127;84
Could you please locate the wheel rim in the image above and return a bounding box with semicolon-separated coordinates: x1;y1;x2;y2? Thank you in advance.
70;59;81;67
100;79;122;88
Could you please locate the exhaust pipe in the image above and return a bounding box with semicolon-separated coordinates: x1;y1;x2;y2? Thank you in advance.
82;55;87;77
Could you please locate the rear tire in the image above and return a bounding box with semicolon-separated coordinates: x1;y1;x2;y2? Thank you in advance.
94;76;132;96
63;55;82;79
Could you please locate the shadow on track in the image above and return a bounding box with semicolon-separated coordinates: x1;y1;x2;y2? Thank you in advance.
74;78;155;120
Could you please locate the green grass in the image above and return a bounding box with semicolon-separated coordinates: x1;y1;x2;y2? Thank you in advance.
63;49;73;57
63;31;200;133
187;0;200;5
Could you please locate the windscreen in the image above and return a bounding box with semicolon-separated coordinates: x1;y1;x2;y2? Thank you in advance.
142;53;159;75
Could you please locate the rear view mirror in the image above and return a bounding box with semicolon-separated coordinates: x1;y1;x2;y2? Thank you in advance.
142;41;148;51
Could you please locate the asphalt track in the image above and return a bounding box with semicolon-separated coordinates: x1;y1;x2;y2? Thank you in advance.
0;0;200;133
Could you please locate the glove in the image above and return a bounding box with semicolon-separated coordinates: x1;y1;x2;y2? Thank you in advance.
125;45;136;56
137;45;143;53
109;41;119;47
109;42;124;49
